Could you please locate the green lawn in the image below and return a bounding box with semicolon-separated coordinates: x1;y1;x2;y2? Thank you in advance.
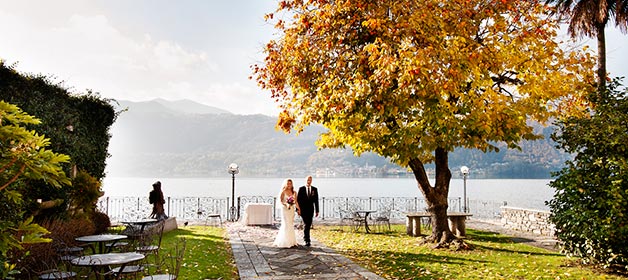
160;226;238;279
157;224;624;279
312;225;625;280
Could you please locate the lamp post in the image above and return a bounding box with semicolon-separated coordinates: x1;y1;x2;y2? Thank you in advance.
228;163;239;221
460;166;469;213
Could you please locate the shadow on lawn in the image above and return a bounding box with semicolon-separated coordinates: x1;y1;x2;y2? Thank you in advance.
349;247;487;265
344;247;489;280
359;227;561;257
469;229;522;243
468;230;562;257
333;228;563;279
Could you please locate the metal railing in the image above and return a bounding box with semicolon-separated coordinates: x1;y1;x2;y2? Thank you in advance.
98;196;507;224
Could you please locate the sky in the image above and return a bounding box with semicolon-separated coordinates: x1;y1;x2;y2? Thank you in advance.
1;1;628;116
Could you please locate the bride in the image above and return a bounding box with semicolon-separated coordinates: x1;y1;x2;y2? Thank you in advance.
273;178;299;248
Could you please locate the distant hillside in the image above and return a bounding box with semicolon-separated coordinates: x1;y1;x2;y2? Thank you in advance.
105;99;571;178
115;99;232;115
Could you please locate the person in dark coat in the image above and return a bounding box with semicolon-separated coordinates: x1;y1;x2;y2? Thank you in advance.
296;175;319;247
149;181;168;220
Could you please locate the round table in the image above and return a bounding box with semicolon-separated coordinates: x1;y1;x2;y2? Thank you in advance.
121;218;158;235
71;252;145;279
355;210;377;233
75;234;127;254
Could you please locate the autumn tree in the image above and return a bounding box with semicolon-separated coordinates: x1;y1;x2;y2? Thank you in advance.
254;0;595;246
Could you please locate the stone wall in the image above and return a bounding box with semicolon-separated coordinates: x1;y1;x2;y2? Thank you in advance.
500;206;555;236
164;217;178;233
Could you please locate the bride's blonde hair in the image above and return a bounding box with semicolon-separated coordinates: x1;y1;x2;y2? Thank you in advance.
282;178;293;191
277;178;294;208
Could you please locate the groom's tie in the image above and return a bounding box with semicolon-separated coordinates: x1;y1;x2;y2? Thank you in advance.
307;186;311;197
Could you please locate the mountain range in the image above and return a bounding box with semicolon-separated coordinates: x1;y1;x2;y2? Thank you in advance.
105;99;570;179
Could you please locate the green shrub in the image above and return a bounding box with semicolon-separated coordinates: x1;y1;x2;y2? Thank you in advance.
67;170;104;217
548;79;628;273
0;101;71;279
91;211;111;234
18;218;95;278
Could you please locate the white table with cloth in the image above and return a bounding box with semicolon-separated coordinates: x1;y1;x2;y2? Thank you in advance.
241;203;273;225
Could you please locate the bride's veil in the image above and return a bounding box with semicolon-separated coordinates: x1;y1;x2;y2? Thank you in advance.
276;178;290;209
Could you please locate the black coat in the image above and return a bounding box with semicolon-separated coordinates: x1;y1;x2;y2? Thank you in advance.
297;185;319;217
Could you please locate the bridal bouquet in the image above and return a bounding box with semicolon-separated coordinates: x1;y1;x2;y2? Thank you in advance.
286;196;295;209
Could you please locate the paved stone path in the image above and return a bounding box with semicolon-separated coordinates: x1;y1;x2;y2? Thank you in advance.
227;222;384;280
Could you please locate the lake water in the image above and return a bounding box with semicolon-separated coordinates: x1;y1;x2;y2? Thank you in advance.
101;177;554;210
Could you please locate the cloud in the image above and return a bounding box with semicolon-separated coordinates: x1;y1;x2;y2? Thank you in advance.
152;40;213;73
149;81;279;116
50;14;215;91
0;8;276;115
202;82;277;115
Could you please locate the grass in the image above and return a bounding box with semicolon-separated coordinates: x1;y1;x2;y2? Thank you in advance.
160;225;238;279
312;224;625;280
132;224;624;279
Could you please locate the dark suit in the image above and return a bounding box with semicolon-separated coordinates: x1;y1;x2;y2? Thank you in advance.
297;185;319;245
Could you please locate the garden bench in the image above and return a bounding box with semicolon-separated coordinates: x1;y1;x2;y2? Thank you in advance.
406;212;472;237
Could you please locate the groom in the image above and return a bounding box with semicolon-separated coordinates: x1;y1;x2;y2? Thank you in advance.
297;175;319;247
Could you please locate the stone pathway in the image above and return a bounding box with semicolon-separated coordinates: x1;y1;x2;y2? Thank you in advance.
227;222;384;280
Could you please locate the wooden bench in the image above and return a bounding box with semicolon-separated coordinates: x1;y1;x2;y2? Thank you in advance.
406;212;473;237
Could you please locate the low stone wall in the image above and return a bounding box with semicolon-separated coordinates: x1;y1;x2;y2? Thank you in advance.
500;206;555;236
164;217;178;233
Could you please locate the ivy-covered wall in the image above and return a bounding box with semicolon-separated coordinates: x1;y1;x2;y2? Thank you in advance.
0;61;118;219
0;62;117;180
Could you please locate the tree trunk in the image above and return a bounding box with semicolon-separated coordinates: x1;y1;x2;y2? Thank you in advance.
409;147;458;247
596;23;606;92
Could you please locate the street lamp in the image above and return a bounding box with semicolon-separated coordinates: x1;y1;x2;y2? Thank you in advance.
228;163;239;221
460;166;470;213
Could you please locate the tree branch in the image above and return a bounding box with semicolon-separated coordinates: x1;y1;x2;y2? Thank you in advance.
0;163;26;192
0;157;18;174
409;158;432;196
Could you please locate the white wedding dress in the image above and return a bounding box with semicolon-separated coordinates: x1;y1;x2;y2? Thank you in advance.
273;194;298;248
